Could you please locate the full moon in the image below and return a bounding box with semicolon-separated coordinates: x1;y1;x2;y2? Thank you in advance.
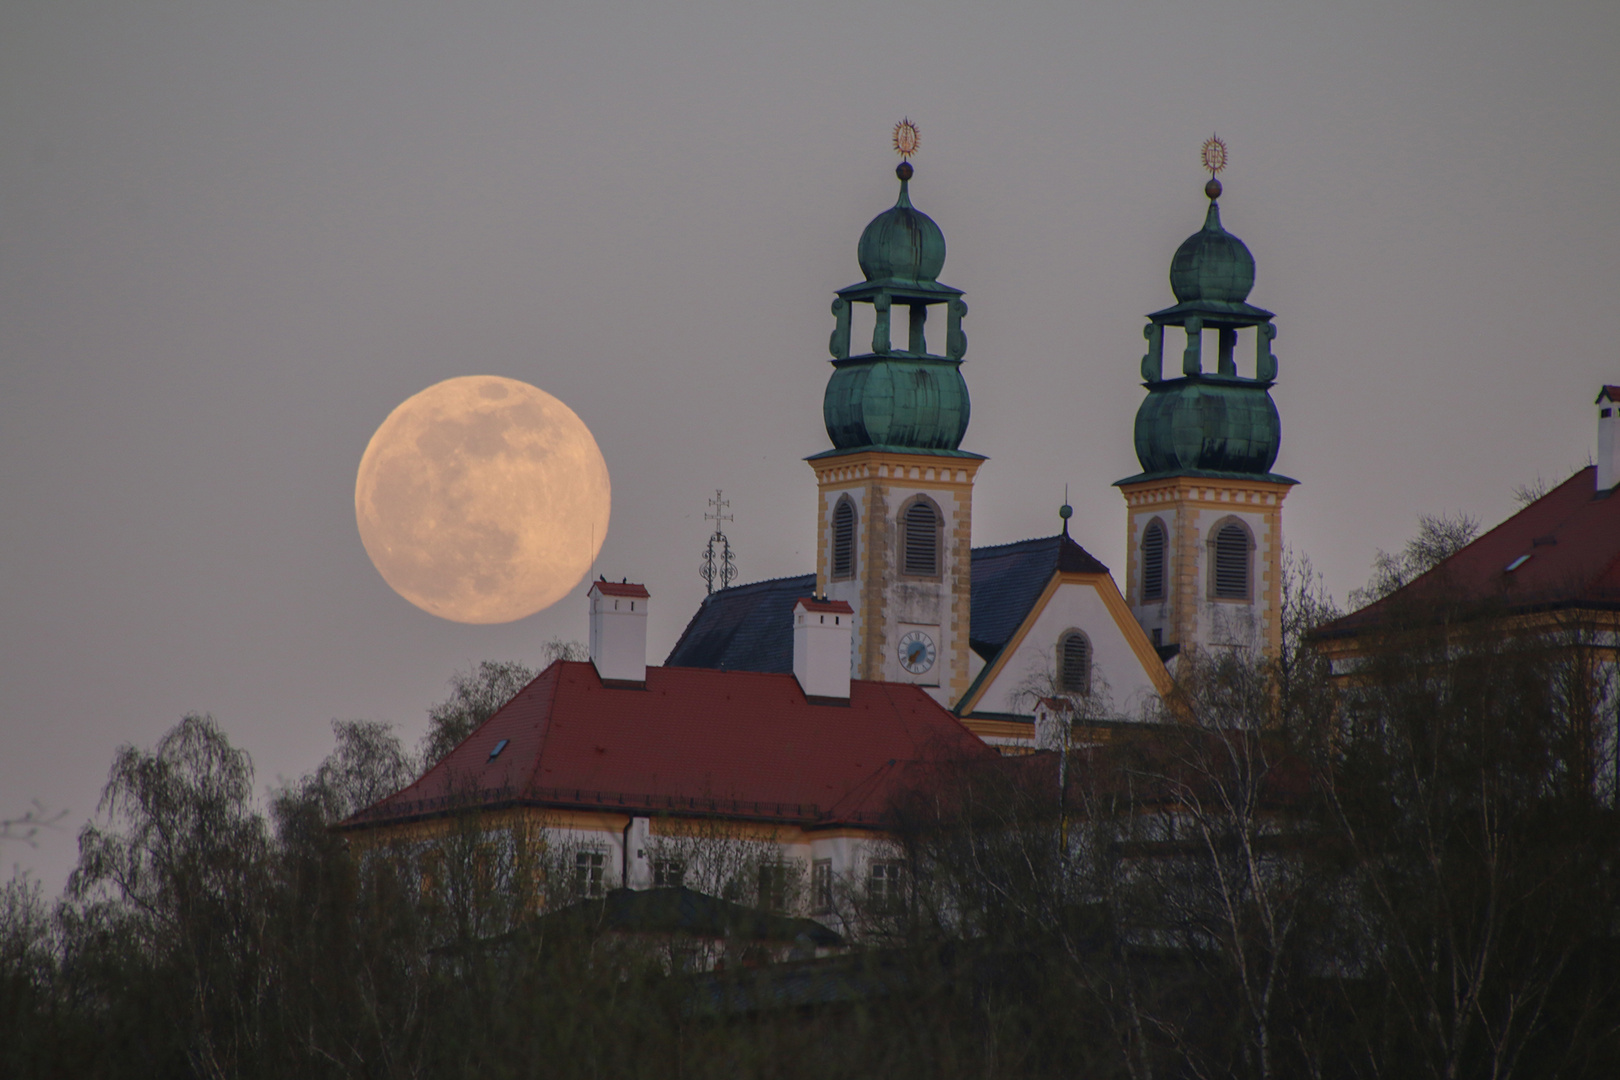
355;376;611;623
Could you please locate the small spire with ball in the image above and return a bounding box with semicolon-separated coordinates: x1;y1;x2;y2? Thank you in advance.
1201;134;1228;200
893;117;919;181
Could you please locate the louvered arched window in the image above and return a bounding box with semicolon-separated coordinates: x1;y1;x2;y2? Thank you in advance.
1142;519;1166;601
902;499;941;577
1058;631;1091;694
1213;522;1252;599
832;498;857;579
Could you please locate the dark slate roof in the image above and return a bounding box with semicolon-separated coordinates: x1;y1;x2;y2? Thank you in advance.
664;574;817;672
968;534;1107;660
664;534;1108;672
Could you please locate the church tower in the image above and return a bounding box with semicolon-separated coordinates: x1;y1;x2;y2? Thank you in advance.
809;127;984;706
1115;148;1296;658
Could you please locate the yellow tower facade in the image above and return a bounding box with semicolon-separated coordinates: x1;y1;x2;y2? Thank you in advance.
1120;475;1291;657
811;450;982;706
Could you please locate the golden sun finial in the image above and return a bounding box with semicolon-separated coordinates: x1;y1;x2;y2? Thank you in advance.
892;118;920;160
1201;134;1229;177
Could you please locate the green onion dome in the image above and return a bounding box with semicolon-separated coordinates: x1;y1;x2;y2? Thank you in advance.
1133;378;1280;476
824;357;969;451
1169;200;1255;304
856;167;946;283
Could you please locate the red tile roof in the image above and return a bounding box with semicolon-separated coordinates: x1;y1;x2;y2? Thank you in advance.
1598;386;1620;404
590;580;650;598
795;597;854;615
343;661;996;830
1319;466;1620;637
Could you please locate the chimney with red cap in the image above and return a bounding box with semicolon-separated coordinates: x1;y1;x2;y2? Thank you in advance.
793;596;853;699
588;579;650;683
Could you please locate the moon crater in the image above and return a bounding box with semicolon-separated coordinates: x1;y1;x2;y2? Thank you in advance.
355;376;610;623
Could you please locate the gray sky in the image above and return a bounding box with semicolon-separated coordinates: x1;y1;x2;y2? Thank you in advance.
4;0;1618;890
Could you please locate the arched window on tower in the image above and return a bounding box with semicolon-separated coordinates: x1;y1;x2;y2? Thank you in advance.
832;497;857;580
1057;630;1091;695
1212;521;1252;600
1142;519;1167;602
902;499;942;577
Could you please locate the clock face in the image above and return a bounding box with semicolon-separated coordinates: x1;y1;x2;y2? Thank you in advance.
898;630;936;675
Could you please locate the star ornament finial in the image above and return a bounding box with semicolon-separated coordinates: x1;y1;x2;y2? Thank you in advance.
892;118;920;161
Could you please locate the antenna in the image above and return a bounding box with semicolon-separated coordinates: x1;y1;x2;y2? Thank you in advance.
699;489;738;595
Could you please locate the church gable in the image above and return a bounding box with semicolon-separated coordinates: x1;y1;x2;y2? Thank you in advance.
958;570;1172;730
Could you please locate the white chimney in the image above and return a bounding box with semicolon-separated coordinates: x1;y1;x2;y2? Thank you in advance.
793;597;853;700
588;579;649;683
1598;386;1620;492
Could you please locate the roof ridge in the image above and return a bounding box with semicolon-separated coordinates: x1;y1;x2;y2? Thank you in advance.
1321;465;1602;632
516;660;568;789
1391;465;1593;594
970;533;1063;555
706;571;818;594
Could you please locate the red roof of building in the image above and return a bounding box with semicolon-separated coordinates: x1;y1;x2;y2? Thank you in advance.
795;597;854;615
343;661;995;830
1319;466;1620;637
1597;386;1620;404
589;580;650;599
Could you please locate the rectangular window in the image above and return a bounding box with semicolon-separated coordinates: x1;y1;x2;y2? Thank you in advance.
419;850;444;902
653;858;685;889
811;859;833;915
868;859;905;914
757;862;789;913
575;849;606;898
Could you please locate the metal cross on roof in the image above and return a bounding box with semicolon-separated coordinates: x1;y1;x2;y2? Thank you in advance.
700;489;738;594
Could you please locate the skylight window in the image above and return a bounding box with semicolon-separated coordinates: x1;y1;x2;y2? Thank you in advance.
1505;555;1531;572
488;738;510;760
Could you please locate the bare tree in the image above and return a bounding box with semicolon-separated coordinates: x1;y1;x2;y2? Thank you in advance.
68;714;273;1080
418;660;537;768
1349;511;1479;608
0;801;67;848
1317;600;1620;1079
